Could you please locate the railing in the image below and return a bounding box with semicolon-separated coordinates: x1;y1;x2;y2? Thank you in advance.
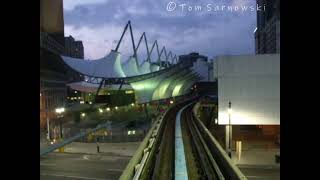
40;32;64;55
40;122;110;156
192;103;247;180
119;108;169;180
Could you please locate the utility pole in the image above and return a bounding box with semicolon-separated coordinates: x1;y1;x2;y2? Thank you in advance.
228;101;232;158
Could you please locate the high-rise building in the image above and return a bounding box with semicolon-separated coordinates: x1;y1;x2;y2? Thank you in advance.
64;36;84;59
40;0;81;129
255;0;280;54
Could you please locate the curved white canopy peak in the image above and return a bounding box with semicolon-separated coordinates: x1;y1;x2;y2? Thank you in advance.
139;61;151;75
61;50;126;78
122;56;141;77
151;64;160;72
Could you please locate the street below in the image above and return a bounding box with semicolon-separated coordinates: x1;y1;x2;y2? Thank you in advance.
40;152;132;180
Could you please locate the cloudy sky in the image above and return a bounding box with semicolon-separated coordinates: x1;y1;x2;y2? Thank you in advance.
63;0;257;61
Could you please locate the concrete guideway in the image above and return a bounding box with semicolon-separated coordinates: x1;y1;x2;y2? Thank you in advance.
119;98;246;180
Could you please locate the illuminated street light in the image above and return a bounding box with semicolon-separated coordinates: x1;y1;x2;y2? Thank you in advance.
80;101;84;104
106;107;111;111
89;102;92;104
99;108;103;113
115;106;118;110
75;91;77;94
170;100;174;104
81;113;86;117
55;107;65;139
55;107;65;114
131;103;135;107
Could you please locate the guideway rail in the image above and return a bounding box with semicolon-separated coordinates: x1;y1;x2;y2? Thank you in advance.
119;99;246;180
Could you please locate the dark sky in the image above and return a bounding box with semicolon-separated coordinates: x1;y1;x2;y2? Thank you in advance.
63;0;257;61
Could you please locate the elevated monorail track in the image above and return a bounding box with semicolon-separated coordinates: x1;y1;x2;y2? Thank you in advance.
119;98;247;180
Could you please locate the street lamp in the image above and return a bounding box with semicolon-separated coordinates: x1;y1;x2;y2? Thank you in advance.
228;101;232;158
55;107;65;139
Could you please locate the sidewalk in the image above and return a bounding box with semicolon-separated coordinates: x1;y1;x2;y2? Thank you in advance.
61;142;141;156
231;149;280;169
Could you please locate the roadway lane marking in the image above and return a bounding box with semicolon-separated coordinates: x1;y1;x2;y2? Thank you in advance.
40;173;108;180
83;155;89;160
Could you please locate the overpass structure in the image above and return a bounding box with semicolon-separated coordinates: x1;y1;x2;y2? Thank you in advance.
60;21;207;103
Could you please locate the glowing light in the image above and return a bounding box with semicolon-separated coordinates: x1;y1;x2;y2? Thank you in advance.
55;107;65;114
80;101;84;104
99;108;103;113
131;103;135;107
75;91;77;94
81;113;86;117
89;102;92;104
115;106;118;110
125;90;134;94
40;93;42;97
106;107;111;111
128;131;131;135
170;100;174;104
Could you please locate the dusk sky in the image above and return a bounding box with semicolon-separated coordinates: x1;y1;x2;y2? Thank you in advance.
63;0;257;61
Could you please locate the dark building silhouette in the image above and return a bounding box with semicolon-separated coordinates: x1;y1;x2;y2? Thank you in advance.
179;52;208;63
64;35;84;59
40;0;81;129
255;0;280;54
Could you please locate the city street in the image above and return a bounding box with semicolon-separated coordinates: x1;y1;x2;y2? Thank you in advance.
40;152;131;180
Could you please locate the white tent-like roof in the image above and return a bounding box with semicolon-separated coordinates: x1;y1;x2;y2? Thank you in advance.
61;50;126;78
151;64;160;72
122;56;141;77
139;61;151;74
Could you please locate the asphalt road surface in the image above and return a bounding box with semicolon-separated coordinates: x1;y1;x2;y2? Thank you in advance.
240;166;280;180
40;152;132;180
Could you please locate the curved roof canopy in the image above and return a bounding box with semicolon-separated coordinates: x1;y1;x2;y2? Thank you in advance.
61;50;126;78
122;56;141;77
151;64;160;72
139;61;151;74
